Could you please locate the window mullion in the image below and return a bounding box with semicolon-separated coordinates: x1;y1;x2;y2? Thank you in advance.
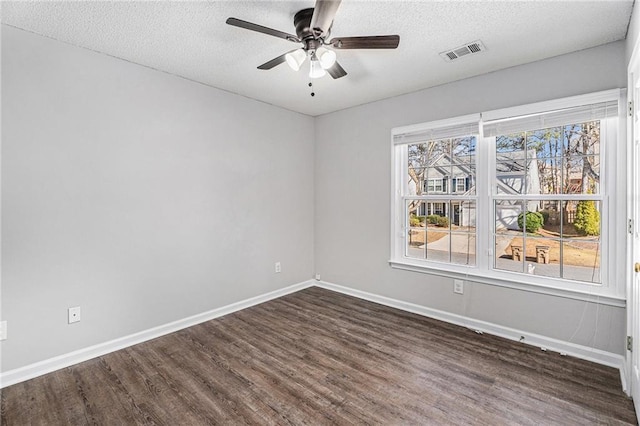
475;133;492;273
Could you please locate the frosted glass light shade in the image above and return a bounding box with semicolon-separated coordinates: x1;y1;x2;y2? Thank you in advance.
309;58;326;78
285;49;307;71
316;47;337;69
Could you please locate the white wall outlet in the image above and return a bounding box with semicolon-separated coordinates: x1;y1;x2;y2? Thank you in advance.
315;273;321;281
68;306;81;324
275;262;281;273
453;279;464;294
0;321;7;340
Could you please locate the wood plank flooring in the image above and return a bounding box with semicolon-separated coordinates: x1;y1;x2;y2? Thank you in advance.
1;286;637;425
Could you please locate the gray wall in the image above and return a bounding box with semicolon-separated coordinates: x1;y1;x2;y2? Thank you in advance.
1;26;314;371
314;41;627;355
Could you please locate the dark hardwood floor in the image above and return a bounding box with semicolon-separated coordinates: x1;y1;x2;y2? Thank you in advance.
1;286;637;425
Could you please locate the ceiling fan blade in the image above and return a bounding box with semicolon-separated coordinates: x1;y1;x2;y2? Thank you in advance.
326;61;347;79
257;50;298;70
226;17;300;43
330;35;400;49
310;0;342;37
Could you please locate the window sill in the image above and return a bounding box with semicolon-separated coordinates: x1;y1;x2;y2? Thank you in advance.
388;259;625;308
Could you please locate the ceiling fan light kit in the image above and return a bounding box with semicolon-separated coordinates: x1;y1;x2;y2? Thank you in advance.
309;54;326;78
285;48;307;71
316;46;337;69
226;0;400;81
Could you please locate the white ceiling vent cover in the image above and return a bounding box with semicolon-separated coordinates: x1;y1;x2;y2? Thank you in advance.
440;40;486;62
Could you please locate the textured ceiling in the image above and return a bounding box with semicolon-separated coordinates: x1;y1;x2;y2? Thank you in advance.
1;1;634;116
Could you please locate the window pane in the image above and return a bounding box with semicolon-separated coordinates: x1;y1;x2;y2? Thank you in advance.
408;143;428;169
451;168;475;195
496;134;525;153
527;127;563;158
494;200;524;272
426;229;450;262
401;133;478;268
451;200;476;266
451;232;476;265
406;227;426;259
428;139;451;163
540;200;562;230
526;237;560;279
407;166;425;195
561;200;601;282
496;159;526;194
426;202;450;263
492;199;602;284
538;158;563;195
562;241;600;283
406;201;427;259
495;200;524;234
496;234;525;273
564;121;600;156
426;169;447;194
561;200;601;238
407;143;430;196
452;136;476;163
562;155;600;194
454;200;476;232
404;200;477;266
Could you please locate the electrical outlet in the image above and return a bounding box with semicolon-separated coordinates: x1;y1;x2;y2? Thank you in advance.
68;306;81;324
0;321;7;340
275;262;281;273
315;273;321;281
453;279;464;294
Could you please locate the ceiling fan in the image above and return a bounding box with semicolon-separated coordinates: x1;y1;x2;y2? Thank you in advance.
226;0;400;80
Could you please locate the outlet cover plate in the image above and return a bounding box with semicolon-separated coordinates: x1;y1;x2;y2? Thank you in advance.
454;279;464;294
68;306;81;324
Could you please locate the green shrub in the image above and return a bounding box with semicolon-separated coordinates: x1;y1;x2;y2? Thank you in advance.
517;211;544;233
409;214;420;227
574;200;600;236
416;215;426;224
426;215;440;225
436;216;450;227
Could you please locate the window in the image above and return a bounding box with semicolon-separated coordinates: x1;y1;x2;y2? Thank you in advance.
454;177;467;193
426;178;444;193
391;90;624;300
397;114;479;266
490;123;602;283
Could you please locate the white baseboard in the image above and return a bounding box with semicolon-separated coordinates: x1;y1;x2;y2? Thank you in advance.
315;280;625;371
0;280;315;388
619;359;629;395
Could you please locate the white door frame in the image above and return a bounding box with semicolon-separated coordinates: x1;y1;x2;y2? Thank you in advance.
626;38;640;417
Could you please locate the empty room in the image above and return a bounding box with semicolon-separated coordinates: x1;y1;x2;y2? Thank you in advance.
2;0;640;424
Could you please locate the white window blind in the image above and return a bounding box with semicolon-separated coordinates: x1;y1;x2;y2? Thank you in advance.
482;100;618;137
393;114;480;145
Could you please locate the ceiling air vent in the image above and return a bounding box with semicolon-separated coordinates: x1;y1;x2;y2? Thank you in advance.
440;40;486;62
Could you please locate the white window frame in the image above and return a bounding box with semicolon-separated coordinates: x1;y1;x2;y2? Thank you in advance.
390;89;626;307
426;178;444;193
455;178;466;193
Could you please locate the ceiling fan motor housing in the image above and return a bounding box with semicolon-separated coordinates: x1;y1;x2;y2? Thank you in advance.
294;8;317;41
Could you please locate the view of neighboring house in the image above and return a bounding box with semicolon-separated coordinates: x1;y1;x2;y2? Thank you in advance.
494;149;540;230
407;146;540;229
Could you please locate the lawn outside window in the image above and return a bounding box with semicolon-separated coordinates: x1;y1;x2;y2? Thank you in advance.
390;90;626;305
